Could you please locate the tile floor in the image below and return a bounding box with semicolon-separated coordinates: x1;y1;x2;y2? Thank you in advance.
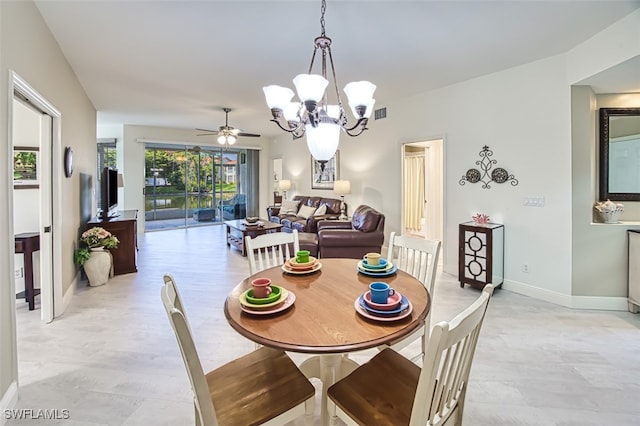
10;225;640;425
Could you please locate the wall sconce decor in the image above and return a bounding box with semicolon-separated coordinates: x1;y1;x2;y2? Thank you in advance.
459;145;518;189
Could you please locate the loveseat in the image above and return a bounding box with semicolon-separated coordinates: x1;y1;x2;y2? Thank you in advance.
267;195;343;233
219;193;247;220
317;205;385;259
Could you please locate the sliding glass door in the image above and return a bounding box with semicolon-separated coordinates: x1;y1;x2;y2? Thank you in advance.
144;144;245;231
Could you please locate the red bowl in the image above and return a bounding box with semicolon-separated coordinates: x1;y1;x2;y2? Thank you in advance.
363;291;402;311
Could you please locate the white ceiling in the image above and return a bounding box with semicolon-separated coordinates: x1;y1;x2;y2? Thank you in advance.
34;0;640;139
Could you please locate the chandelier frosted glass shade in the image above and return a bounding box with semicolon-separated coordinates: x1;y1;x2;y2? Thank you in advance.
263;86;294;110
306;123;340;162
293;74;329;106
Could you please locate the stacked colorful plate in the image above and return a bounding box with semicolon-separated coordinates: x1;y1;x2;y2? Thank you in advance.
282;256;322;274
354;290;412;321
356;258;398;277
239;285;296;315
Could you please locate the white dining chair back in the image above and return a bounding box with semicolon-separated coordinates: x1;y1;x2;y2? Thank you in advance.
386;232;441;292
328;284;494;426
161;274;217;425
161;273;316;426
384;232;441;361
246;229;300;275
412;284;494;425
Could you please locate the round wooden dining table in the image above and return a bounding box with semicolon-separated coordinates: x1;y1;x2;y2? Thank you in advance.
224;258;431;425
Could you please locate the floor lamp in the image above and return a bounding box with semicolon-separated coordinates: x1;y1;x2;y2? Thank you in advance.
333;180;351;220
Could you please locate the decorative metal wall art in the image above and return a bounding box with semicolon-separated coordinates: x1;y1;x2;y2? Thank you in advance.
459;145;518;189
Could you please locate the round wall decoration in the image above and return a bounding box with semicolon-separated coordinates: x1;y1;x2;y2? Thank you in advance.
491;167;508;183
64;146;74;178
465;168;481;183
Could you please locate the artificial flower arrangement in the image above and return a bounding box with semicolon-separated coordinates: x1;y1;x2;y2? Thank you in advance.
594;200;624;223
472;213;490;225
74;226;119;265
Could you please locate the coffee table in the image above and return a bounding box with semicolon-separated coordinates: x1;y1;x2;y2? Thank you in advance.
224;219;283;256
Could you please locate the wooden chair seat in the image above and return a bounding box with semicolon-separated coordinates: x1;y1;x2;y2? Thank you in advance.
207;346;315;426
328;348;420;426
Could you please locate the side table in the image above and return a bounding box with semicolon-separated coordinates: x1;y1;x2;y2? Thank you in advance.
458;222;504;289
15;232;40;310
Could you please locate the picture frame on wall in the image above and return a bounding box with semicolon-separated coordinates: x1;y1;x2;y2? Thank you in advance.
311;150;340;189
13;146;39;189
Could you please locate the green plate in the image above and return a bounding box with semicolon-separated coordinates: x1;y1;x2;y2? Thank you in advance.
245;285;282;305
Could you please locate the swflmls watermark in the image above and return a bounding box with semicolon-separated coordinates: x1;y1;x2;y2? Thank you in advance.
4;409;70;420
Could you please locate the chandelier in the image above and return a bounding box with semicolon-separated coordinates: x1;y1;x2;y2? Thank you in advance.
263;0;376;170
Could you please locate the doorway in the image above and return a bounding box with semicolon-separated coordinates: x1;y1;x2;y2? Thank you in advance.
10;71;63;323
401;139;444;246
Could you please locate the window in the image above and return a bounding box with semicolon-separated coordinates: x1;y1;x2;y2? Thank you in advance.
96;138;117;211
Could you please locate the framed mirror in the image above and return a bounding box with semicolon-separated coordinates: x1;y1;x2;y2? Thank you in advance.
599;107;640;201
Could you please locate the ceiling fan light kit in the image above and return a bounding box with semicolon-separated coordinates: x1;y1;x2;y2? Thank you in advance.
196;107;260;146
263;0;376;169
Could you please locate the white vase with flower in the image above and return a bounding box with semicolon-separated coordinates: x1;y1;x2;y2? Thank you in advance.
74;227;119;286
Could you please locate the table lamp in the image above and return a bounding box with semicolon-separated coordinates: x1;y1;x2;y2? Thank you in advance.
279;179;292;200
333;180;351;220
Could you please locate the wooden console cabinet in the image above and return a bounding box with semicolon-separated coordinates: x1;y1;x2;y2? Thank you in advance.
88;210;138;275
458;222;504;289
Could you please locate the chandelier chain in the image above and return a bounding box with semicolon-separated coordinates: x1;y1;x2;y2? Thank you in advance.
320;0;326;37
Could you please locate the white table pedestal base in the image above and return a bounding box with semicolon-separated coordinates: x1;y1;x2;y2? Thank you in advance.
299;354;359;426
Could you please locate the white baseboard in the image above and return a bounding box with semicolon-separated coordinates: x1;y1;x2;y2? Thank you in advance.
54;276;76;318
503;280;628;311
0;381;18;426
441;268;629;311
570;295;629;311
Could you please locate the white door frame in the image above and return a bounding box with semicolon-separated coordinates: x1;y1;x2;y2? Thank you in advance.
9;71;63;323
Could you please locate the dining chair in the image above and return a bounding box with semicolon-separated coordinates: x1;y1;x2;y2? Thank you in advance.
383;232;441;362
245;229;300;275
161;274;315;426
328;284;494;426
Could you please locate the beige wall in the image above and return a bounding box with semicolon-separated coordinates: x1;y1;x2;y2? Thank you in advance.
1;0;96;406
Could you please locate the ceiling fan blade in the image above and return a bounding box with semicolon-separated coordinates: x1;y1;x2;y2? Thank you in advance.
237;132;261;137
196;128;220;136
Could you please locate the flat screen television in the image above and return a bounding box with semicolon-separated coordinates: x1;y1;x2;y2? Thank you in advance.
101;167;118;219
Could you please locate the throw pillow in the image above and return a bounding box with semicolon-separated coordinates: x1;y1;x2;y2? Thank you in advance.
297;205;317;219
281;200;300;214
313;204;327;216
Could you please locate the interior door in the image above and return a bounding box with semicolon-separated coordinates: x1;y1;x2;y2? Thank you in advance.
39;114;53;323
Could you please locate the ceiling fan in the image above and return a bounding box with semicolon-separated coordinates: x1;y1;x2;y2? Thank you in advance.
197;107;261;145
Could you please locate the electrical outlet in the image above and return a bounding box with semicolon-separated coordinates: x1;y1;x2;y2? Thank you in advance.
15;267;23;279
522;263;530;273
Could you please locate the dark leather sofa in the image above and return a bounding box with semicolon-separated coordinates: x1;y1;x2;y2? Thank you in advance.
267;195;343;233
317;205;385;259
